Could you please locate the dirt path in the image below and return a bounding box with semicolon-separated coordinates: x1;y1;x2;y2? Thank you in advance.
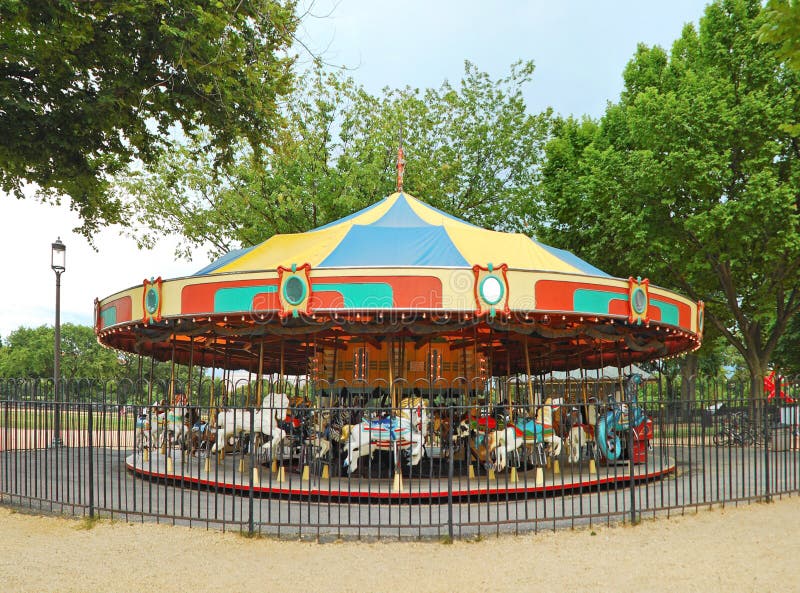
1;497;798;593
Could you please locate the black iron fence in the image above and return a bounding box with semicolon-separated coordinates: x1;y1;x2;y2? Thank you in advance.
1;378;799;540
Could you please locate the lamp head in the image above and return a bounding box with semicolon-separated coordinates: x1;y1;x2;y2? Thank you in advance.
51;237;66;273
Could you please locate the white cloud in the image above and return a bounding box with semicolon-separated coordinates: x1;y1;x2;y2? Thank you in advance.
0;196;198;339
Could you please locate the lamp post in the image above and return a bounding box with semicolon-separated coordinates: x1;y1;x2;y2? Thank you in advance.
51;238;66;447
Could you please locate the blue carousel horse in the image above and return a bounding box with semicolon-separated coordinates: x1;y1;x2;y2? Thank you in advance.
595;374;648;462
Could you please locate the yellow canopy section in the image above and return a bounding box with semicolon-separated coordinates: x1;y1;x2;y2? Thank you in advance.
201;193;608;277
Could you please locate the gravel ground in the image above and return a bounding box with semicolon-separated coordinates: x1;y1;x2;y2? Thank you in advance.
1;496;798;593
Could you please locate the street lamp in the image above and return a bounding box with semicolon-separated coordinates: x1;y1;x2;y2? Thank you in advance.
51;237;65;447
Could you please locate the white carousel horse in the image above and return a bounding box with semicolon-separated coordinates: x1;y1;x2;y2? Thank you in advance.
489;398;564;472
211;392;291;460
567;400;598;464
135;403;162;451
140;399;169;450
343;398;429;475
165;401;188;448
310;433;331;461
307;409;335;463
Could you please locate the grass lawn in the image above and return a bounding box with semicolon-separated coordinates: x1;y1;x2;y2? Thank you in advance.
0;407;133;431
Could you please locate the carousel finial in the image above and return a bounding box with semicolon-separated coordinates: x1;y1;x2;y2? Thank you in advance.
396;127;405;193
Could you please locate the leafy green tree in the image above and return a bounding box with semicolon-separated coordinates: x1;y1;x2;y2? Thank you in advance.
0;0;298;238
760;0;800;135
0;324;122;379
760;0;800;71
773;313;800;375
0;324;219;403
120;61;551;258
538;0;800;397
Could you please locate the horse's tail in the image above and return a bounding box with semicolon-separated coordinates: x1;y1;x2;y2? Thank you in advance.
596;411;621;461
631;407;647;428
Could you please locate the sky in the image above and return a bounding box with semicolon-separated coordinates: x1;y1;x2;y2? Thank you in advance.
0;0;710;340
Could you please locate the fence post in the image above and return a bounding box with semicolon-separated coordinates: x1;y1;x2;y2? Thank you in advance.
248;407;255;536
447;405;454;541
3;400;8;492
764;383;773;502
628;418;636;524
626;383;636;525
88;403;94;518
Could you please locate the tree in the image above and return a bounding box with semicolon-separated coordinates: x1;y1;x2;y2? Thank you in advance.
0;1;298;238
0;324;122;379
119;61;551;258
0;324;212;405
760;0;800;136
537;0;800;397
773;313;800;375
760;0;800;71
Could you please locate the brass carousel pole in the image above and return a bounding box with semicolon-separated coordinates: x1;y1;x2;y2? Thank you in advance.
169;336;176;403
257;342;265;407
164;336;176;456
472;325;478;398
224;342;232;406
209;353;216;417
524;336;535;411
506;345;513;419
461;328;468;402
389;336;396;409
147;354;154;405
332;334;339;403
280;338;285;394
388;332;402;490
187;336;194;404
136;353;143;404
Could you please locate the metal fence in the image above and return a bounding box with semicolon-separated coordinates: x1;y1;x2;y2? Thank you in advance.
1;378;799;540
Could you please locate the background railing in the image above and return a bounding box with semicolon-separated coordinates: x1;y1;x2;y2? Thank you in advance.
1;378;798;540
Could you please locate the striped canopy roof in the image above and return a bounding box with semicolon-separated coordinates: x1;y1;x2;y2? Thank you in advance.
96;191;702;373
196;192;609;277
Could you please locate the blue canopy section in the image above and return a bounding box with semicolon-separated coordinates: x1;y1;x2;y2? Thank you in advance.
534;241;610;277
371;194;429;227
194;246;255;275
319;225;469;267
320;195;470;267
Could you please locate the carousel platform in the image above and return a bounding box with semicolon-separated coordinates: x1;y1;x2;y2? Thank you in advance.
125;449;676;502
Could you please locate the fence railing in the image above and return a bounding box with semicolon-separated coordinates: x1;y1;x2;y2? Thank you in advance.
1;379;798;540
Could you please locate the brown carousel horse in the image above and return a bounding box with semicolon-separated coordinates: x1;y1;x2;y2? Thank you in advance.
187;407;217;456
431;410;471;457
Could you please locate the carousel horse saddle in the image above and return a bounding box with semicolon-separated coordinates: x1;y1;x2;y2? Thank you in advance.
365;417;395;431
191;421;209;434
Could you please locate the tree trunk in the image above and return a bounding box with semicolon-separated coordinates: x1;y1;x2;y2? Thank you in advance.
680;353;699;418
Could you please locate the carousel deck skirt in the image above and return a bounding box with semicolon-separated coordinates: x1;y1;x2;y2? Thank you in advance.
125;450;676;501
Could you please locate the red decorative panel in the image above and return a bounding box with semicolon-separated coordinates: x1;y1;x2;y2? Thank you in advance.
99;296;132;329
181;279;279;314
535;280;627;311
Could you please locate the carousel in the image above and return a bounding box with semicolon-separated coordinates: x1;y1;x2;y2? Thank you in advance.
96;161;703;500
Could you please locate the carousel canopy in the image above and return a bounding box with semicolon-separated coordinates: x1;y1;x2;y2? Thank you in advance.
195;193;609;276
95;191;703;375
